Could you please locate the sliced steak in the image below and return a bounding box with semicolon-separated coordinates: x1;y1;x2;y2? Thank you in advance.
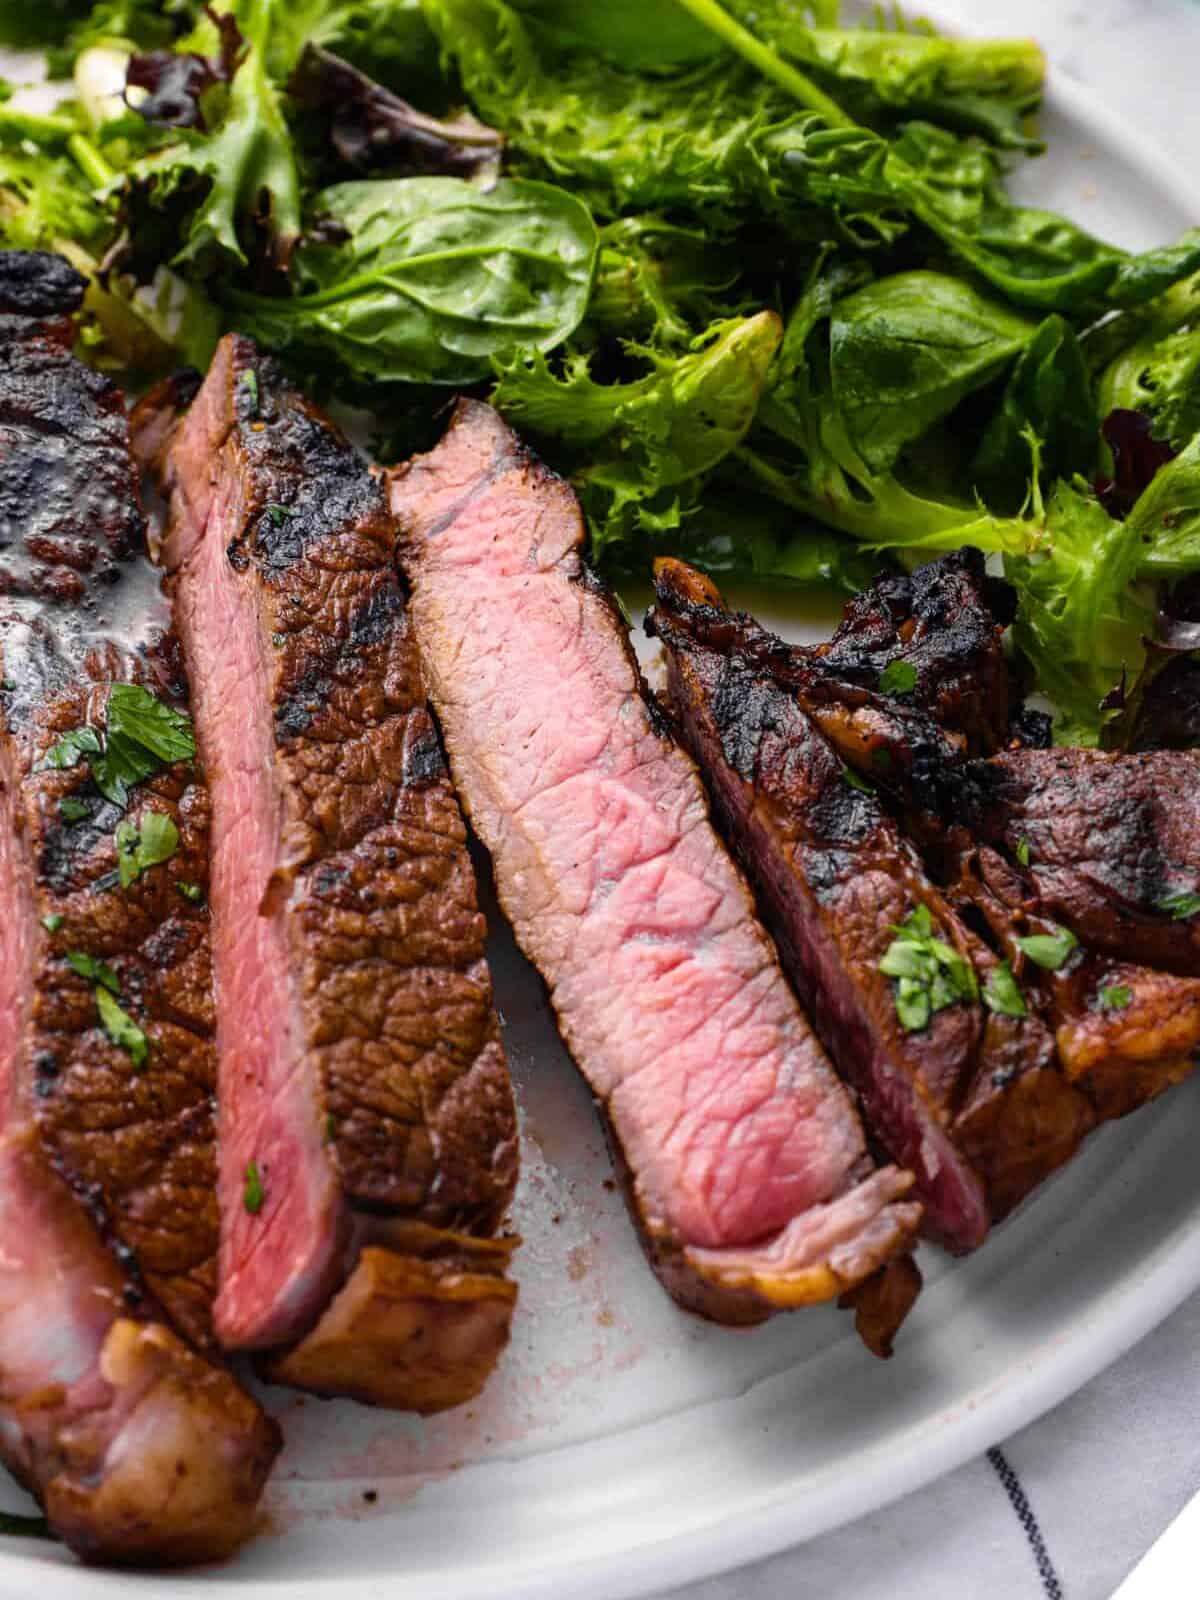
0;251;277;1562
948;841;1200;1122
953;748;1200;976
138;337;518;1410
649;560;1095;1248
388;400;920;1339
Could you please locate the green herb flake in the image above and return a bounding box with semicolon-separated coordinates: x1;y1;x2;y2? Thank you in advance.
1099;984;1134;1012
96;986;149;1070
65;950;120;996
59;797;91;823
324;1112;337;1143
271;633;286;649
878;659;918;697
239;367;260;416
115;811;181;889
1157;891;1200;921
1016;923;1078;971
243;1159;265;1215
983;961;1028;1018
176;881;204;903
40;913;63;934
841;765;874;795
46;726;102;771
1016;838;1032;868
879;904;978;1033
266;503;294;525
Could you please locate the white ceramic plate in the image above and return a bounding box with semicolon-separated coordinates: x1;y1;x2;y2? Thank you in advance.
2;11;1199;1598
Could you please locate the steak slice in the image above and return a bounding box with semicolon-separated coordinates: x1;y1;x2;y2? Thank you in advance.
649;561;1095;1248
953;748;1200;977
138;336;518;1410
946;841;1200;1122
388;400;920;1339
0;252;277;1562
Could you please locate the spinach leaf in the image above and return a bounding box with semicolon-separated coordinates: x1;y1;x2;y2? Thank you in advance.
829;271;1035;474
230;176;597;385
750;263;1026;554
492;312;781;559
972;314;1097;511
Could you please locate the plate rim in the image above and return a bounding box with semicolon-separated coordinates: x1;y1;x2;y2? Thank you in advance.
0;22;1198;1600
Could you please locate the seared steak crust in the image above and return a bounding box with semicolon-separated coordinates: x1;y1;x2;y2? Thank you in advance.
142;338;518;1408
650;560;1094;1247
954;748;1200;976
0;253;277;1562
389;400;920;1342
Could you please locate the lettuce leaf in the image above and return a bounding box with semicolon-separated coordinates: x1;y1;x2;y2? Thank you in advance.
125;2;301;270
492;312;781;559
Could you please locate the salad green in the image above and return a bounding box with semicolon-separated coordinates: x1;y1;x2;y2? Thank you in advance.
1;0;1199;741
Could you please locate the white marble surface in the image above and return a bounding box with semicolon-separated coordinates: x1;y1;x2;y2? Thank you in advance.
670;4;1200;1598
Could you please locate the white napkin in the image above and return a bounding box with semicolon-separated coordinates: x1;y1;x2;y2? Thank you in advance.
666;1289;1200;1600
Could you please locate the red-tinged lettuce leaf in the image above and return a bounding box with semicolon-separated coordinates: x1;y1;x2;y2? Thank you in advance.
126;11;242;130
1102;578;1200;751
289;44;502;182
1095;407;1178;519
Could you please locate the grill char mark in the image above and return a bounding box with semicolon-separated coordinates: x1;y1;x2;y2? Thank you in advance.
140;336;520;1411
651;559;1099;1246
0;250;278;1565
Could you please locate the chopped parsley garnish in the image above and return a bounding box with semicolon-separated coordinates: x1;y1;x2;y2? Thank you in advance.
1015;838;1032;868
243;1159;265;1214
1015;923;1078;971
266;503;294;525
115;811;180;889
271;633;286;649
841;765;874;795
59;797;91;823
879;904;978;1033
1157;891;1200;921
44;686;196;810
1099;984;1133;1012
176;881;204;903
983;961;1027;1018
878;659;918;697
66;949;120;995
40;913;63;934
239;367;260;415
325;1112;337;1143
96;987;149;1070
65;949;147;1066
47;726;102;771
